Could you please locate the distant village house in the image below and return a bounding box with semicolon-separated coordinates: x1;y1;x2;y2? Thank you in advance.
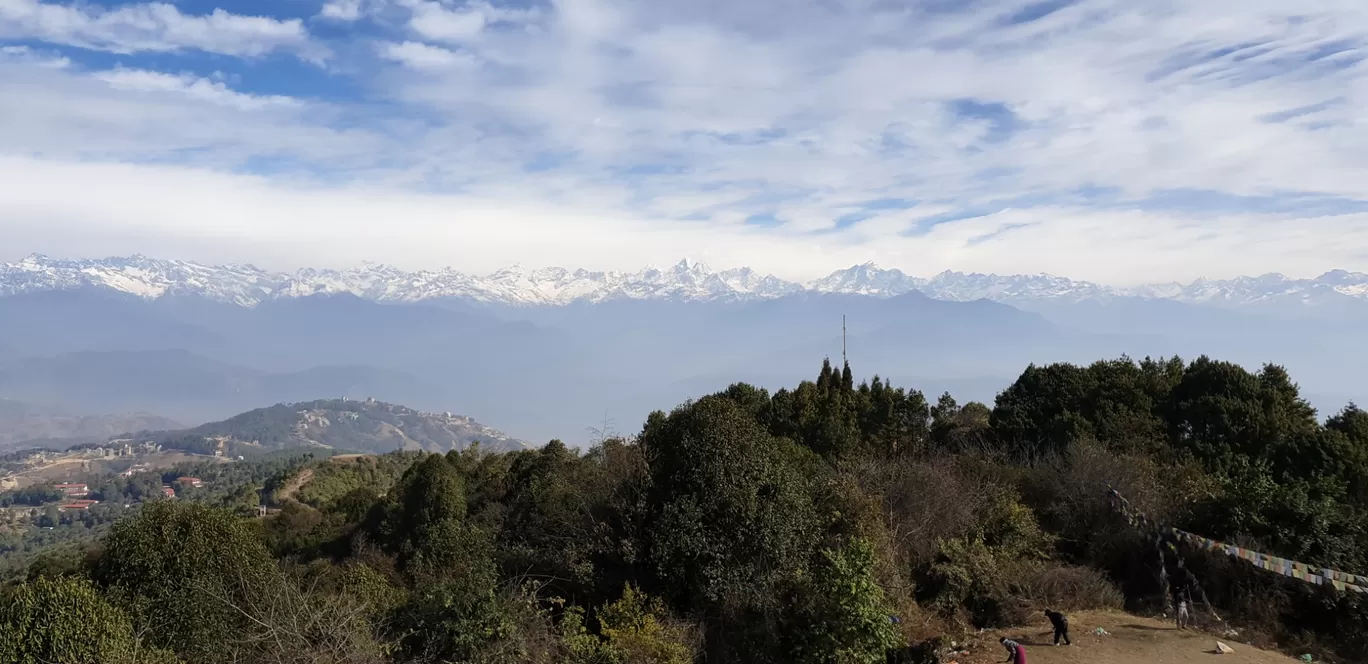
176;477;203;489
59;499;99;511
54;483;89;497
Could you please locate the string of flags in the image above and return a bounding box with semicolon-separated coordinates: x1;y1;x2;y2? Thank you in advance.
1105;487;1368;594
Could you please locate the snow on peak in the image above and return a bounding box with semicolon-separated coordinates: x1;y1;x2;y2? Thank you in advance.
808;262;919;295
674;257;706;271
2;254;1366;309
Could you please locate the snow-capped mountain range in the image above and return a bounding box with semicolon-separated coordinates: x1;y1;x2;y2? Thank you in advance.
2;254;1366;310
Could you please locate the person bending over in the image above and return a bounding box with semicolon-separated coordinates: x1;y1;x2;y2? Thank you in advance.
1044;609;1072;646
1000;637;1028;664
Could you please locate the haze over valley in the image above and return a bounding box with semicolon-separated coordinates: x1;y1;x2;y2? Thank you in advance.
2;253;1364;446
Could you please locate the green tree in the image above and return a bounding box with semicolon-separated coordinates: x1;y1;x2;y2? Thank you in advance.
640;395;824;661
788;538;900;664
1165;357;1321;476
373;454;507;660
92;501;275;662
494;438;646;604
0;574;177;664
715;383;774;428
990;363;1096;457
853;376;930;457
641;396;821;608
38;504;60;528
991;357;1178;458
369;453;487;581
1325;403;1368;505
1327;403;1368;444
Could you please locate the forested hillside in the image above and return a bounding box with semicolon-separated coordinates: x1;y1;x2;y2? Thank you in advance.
1;355;1366;664
133;398;528;457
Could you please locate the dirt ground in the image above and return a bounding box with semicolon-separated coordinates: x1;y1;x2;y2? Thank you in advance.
951;612;1299;664
275;467;314;503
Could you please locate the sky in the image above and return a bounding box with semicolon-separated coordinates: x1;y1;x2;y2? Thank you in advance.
2;0;1368;284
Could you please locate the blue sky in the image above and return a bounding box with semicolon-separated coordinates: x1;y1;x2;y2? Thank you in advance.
1;0;1367;283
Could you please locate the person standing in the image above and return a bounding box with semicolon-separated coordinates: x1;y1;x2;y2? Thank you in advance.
1044;609;1072;646
1000;637;1028;664
1176;588;1191;630
1170;559;1198;608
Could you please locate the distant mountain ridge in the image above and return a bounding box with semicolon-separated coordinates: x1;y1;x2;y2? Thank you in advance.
0;399;182;450
4;253;1366;310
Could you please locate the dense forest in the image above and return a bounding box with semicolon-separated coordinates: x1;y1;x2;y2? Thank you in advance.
2;354;1367;664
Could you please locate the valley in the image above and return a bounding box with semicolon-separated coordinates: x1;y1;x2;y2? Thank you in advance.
2;254;1366;446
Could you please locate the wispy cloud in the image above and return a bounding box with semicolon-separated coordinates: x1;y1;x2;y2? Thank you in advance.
0;0;323;59
1;0;1368;283
0;57;380;170
0;43;69;68
379;41;479;71
405;0;488;43
319;0;364;22
93;68;302;111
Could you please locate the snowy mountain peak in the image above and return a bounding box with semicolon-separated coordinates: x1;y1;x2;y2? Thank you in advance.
2;254;1367;310
1318;269;1368;283
674;257;706;272
808;262;919;295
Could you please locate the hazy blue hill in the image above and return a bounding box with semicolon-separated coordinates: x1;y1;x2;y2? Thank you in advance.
0;398;182;450
0;290;220;356
0;349;440;426
144;397;527;455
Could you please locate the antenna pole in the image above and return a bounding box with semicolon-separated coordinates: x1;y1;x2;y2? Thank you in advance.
842;314;847;366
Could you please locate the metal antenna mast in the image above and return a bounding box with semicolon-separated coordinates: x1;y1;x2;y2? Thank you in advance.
842;314;847;366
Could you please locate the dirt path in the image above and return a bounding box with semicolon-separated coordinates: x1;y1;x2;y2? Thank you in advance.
275;467;314;503
270;455;372;505
952;612;1297;664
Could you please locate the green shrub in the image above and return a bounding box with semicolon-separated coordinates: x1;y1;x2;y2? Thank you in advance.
790;538;902;664
92;501;276;663
0;576;178;664
560;584;698;664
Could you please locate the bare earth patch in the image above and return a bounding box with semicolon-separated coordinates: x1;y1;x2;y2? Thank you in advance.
275;467;314;503
952;612;1297;664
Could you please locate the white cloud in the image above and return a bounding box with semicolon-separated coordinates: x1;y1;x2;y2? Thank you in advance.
395;0;543;43
92;68;303;111
2;155;1366;285
0;0;322;59
406;0;487;43
379;41;478;71
0;43;69;68
0;57;381;169
4;0;1368;282
319;0;363;21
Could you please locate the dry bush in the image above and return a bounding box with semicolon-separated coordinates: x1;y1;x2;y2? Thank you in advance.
853;456;993;569
1023;440;1212;537
1016;438;1216;600
1013;564;1124;613
205;564;391;664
